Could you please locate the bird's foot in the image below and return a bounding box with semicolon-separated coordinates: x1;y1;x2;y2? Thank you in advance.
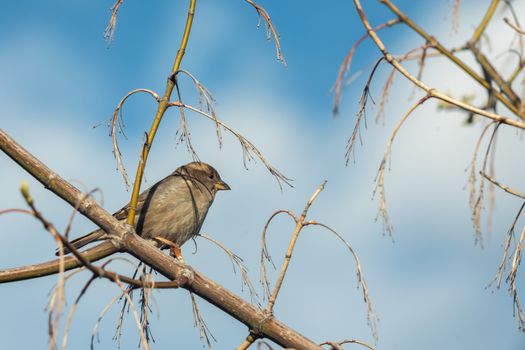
153;236;185;264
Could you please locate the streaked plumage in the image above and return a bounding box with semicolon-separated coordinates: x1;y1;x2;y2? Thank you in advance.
60;162;229;254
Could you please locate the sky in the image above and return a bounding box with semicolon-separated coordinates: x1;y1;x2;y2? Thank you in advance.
1;1;525;349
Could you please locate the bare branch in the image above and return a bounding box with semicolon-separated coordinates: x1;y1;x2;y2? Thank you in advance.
307;222;378;342
244;0;286;65
352;0;525;125
110;89;162;189
504;17;525;35
104;0;124;44
1;129;322;349
487;202;525;331
170;69;219;158
198;234;259;304
236;332;259;350
345;58;384;165
320;338;375;350
481;171;525;199
266;181;327;312
469;122;500;245
191;292;216;348
333;19;399;116
374;94;431;236
451;0;461;31
167;102;293;188
260;210;296;300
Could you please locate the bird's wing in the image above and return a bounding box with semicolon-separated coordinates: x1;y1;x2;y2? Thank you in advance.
112;174;176;221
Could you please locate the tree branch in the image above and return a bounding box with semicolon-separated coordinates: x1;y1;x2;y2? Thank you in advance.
351;1;525;129
0;128;322;349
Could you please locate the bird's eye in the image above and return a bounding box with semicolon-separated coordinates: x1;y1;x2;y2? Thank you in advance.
209;173;214;179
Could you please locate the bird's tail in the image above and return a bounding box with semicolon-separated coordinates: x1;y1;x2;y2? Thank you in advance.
55;229;106;256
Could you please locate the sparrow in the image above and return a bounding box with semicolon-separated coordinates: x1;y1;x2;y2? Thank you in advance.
59;162;230;258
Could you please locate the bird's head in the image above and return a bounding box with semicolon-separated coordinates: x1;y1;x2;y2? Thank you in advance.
176;162;230;194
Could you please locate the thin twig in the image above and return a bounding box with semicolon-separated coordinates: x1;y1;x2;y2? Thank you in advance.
470;122;501;245
198;234;259;304
104;0;124;44
110;89;161;189
504;17;525;35
266;181;327;312
333;19;400;116
379;0;523;118
191;292;216;348
20;181;66;350
481;172;525;199
306;222;378;342
345;58;384;165
244;0;286;65
260;209;296;300
320;338;375;350
167;101;292;188
373;94;432;236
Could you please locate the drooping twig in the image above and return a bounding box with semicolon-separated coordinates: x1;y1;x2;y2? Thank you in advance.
320;338;375;350
173;77;200;161
191;292;216;348
260;209;296;300
198;234;259;304
244;0;286;65
104;0;125;44
451;0;461;32
305;221;378;342
20;181;67;349
467;122;497;243
333;19;400;116
487;203;525;331
469;122;500;245
480;171;525;199
376;67;397;124
374;94;432;236
167;102;293;189
345;57;384;165
110;88;161;189
90;286;151;350
61;269;91;350
170;69;220;158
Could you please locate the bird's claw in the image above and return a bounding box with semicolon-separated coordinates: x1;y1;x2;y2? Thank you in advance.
153;236;185;264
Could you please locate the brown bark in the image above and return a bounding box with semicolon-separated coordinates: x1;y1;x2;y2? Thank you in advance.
0;128;321;349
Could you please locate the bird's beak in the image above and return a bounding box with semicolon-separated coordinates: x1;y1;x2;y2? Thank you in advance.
214;180;231;191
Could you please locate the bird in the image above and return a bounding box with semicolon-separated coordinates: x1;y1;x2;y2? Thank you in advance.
58;162;230;260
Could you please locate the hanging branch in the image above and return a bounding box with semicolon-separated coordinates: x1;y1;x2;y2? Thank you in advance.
244;0;286;65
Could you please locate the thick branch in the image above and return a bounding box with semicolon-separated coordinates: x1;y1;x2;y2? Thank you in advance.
379;0;523;118
0;128;321;349
0;242;116;283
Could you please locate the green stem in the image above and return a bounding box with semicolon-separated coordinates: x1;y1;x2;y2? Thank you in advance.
127;0;197;225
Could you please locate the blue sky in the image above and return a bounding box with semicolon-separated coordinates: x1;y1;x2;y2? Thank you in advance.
1;1;524;349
